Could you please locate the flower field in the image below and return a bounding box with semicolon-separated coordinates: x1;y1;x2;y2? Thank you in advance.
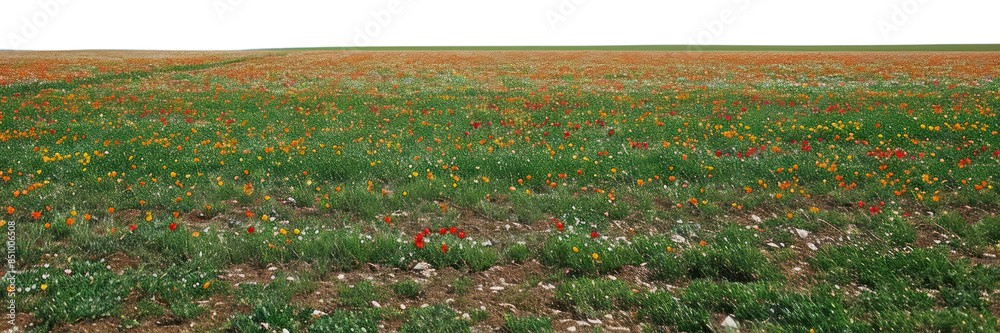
2;50;1000;332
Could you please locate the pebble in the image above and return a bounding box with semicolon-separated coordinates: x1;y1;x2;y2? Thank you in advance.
721;315;739;332
796;229;810;238
566;327;577;332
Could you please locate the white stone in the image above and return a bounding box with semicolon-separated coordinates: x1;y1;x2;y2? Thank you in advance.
670;234;687;244
796;229;809;238
721;315;739;332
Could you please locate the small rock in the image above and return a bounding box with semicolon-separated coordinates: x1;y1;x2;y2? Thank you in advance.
604;314;614;320
767;242;779;248
490;286;504;291
462;313;470;319
751;214;762;223
807;243;818;251
337;274;345;280
721;315;739;332
311;310;328;317
670;234;687;244
400;304;406;310
587;319;603;324
371;301;381;308
796;229;809;238
413;262;432;271
566;327;577;332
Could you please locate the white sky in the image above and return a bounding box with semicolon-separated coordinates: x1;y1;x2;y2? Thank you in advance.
2;0;997;50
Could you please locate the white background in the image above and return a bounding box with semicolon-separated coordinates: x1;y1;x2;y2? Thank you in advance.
2;0;997;50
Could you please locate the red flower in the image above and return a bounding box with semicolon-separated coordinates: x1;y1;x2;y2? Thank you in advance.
458;231;466;239
168;223;177;231
449;227;457;234
384;216;392;223
439;228;447;235
869;206;881;214
423;228;431;235
129;224;138;232
441;243;448;253
556;222;564;231
857;201;865;208
31;211;41;219
247;226;255;234
591;231;599;238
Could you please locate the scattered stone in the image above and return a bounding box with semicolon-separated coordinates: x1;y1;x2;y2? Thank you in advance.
721;315;739;332
807;243;818;251
371;301;381;308
490;286;505;291
751;214;762;223
412;262;436;277
796;229;810;238
566;327;577;332
670;234;687;244
767;242;779;248
587;318;603;324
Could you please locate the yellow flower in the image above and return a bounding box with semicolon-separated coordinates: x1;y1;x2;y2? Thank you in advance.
572;247;579;253
293;229;300;235
191;232;200;238
40;284;47;291
203;282;211;289
280;229;287;235
809;207;820;213
592;253;599;260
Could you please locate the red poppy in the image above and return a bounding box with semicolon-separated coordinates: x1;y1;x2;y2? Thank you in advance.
458;232;466;239
129;224;138;232
247;226;255;234
31;211;41;219
556;222;564;231
384;216;392;223
169;223;177;231
449;227;457;234
439;228;447;235
441;243;448;253
591;231;599;238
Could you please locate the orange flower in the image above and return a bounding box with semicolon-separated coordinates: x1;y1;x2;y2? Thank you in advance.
5;207;13;215
107;207;115;213
688;198;698;206
31;211;41;219
66;217;74;226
